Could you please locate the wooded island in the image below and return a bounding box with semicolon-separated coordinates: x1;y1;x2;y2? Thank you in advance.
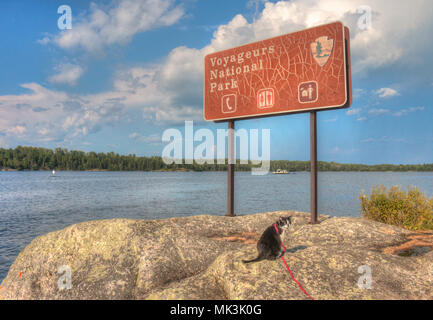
1;146;432;172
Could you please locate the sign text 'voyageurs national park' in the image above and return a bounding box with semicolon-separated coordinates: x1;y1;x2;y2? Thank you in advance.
203;21;352;121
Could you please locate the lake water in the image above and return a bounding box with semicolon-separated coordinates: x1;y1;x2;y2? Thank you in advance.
1;170;433;281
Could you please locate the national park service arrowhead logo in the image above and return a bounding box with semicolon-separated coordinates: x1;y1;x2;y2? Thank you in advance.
311;36;334;67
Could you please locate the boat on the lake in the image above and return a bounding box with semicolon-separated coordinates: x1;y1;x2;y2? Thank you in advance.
272;169;289;174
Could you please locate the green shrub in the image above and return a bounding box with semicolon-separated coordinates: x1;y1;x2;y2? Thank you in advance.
359;185;433;230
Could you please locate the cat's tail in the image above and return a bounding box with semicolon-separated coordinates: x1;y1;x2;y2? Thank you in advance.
242;256;263;264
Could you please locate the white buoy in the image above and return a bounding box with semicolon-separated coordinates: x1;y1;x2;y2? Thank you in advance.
52;170;56;175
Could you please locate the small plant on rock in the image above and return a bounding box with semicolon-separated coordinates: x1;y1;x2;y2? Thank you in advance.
360;185;433;230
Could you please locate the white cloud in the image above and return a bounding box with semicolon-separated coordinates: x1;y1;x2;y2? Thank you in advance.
129;132;162;145
0;83;126;143
324;117;338;122
353;88;365;99
247;0;267;20
48;63;85;85
0;63;202;144
237;0;433;73
348;104;423;121
37;36;50;45
330;146;358;155
47;0;184;53
375;88;400;98
6;125;27;135
368;108;390;115
346;108;362;116
361;136;405;143
393;106;424;117
351;104;422;120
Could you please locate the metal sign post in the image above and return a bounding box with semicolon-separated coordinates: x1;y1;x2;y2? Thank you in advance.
310;112;318;224
227;120;235;216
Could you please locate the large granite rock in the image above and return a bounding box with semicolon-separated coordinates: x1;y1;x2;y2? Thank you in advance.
1;211;432;300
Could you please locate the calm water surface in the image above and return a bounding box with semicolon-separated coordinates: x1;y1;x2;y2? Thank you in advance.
1;171;433;280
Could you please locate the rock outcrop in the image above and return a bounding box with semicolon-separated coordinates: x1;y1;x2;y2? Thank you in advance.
1;211;432;300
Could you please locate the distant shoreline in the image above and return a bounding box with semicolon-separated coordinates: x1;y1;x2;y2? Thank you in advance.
1;146;433;172
1;168;432;173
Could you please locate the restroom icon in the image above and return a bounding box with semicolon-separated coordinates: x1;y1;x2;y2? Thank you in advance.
257;88;275;109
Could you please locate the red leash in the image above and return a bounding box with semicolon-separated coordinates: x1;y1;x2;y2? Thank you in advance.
274;224;314;300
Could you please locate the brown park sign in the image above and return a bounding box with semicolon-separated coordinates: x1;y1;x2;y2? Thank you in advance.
204;21;352;121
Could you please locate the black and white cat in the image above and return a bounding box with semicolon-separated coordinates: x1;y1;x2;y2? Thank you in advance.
242;216;292;264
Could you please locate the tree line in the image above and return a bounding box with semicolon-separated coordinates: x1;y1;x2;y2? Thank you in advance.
1;146;432;172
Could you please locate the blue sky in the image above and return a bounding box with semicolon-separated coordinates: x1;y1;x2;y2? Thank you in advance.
0;0;432;164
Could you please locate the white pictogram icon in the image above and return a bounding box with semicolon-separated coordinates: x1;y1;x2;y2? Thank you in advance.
298;81;318;103
257;88;275;109
221;94;237;113
302;85;314;99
